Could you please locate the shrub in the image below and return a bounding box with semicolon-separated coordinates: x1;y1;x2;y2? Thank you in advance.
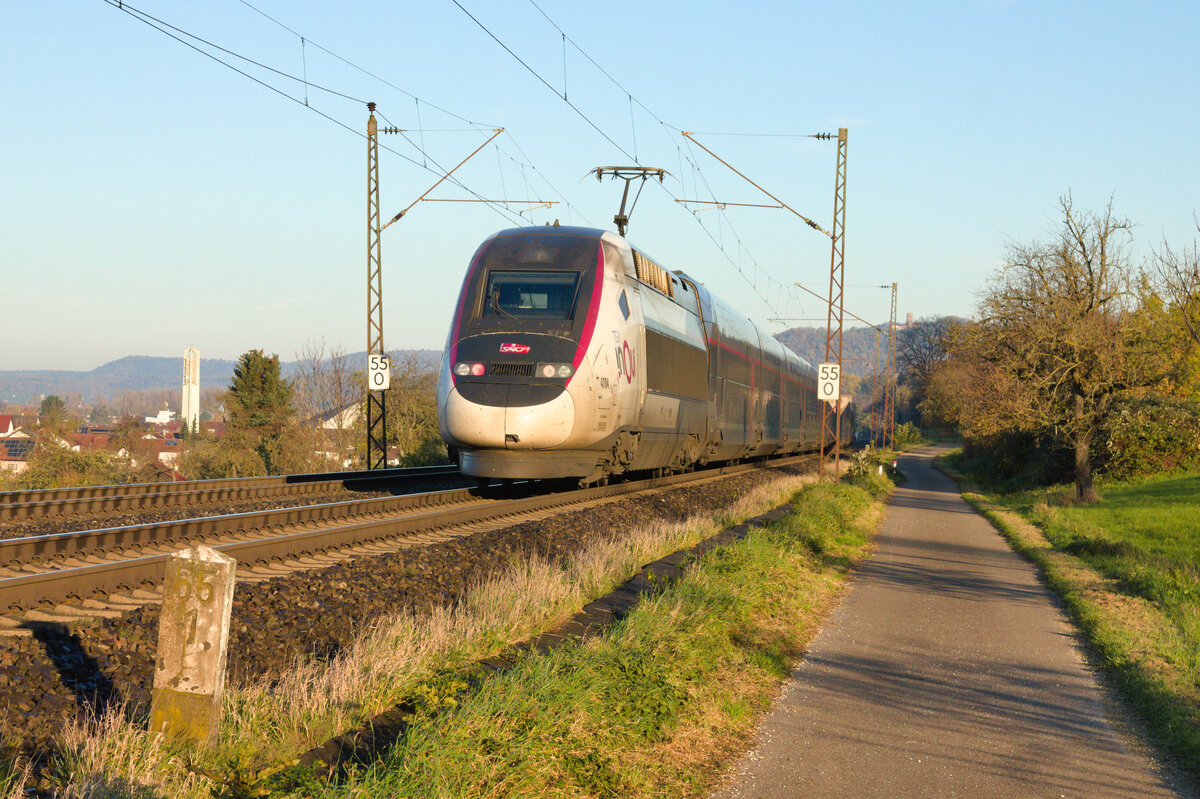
891;421;925;450
1097;396;1200;479
17;447;127;489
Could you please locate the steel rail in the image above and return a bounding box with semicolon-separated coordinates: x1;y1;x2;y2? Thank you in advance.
0;485;482;566
0;455;814;611
0;464;461;521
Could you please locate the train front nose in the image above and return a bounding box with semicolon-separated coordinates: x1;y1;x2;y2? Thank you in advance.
442;382;574;449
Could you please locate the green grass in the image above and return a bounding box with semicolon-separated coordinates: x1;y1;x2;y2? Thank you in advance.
253;479;884;799
939;454;1200;783
998;473;1200;641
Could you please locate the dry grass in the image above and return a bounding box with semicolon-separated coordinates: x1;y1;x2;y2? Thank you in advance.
41;471;818;797
1;760;30;799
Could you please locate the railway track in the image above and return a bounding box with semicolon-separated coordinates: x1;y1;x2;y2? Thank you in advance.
0;464;463;522
0;455;816;632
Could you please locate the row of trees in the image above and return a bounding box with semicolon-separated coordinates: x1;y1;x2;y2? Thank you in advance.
905;197;1199;502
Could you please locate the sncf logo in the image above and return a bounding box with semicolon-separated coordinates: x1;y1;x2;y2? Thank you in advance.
499;342;531;354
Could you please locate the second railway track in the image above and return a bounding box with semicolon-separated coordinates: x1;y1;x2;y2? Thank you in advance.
0;464;463;522
0;455;817;619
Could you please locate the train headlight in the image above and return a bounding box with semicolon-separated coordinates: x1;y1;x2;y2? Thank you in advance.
454;362;486;377
536;362;573;379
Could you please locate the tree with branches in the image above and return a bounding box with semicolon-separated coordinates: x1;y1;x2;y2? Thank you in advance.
963;196;1181;502
292;338;358;470
1154;217;1200;345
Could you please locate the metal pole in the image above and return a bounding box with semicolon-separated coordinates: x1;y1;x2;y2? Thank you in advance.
871;330;880;447
886;282;897;448
366;103;387;469
820;128;847;480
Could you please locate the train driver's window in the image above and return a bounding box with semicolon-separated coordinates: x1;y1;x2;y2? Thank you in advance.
483;270;581;320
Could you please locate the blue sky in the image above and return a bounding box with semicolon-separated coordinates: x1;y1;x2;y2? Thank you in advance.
3;0;1197;371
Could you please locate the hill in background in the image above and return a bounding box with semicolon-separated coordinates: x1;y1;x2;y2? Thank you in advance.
0;351;440;406
774;325;888;376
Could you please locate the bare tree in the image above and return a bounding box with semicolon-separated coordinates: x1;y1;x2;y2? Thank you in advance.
897;318;950;384
345;351;445;467
897;316;965;419
389;352;442;463
293;338;358;470
964;196;1178;501
1154;216;1200;346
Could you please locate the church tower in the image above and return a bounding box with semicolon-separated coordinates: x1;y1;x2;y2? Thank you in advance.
182;347;200;435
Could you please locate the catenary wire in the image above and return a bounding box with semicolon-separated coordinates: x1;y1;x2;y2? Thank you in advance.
103;0;365;104
236;0;498;127
101;0;537;228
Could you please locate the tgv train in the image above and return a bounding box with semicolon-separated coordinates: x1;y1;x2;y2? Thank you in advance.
437;225;853;484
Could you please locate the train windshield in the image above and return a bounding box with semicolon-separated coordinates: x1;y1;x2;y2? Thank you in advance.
483;270;581;319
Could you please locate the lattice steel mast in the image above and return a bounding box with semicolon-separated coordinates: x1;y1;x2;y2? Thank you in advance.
885;281;897;447
366;103;388;470
818;128;848;479
871;330;881;447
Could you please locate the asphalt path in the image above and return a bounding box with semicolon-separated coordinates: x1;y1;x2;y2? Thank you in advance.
710;445;1186;798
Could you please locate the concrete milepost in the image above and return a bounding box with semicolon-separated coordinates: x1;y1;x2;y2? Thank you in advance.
149;546;236;745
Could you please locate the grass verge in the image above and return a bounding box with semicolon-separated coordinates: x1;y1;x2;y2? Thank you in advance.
281;474;887;798
935;453;1200;783
12;467;888;798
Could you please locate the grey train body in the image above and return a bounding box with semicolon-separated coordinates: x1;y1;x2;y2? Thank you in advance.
437;226;854;483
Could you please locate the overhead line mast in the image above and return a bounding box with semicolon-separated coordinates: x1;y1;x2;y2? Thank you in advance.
366;102;388;470
886;282;898;448
872;330;882;447
818;128;848;481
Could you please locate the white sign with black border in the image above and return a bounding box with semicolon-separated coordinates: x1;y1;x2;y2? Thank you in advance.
817;362;840;404
368;353;391;391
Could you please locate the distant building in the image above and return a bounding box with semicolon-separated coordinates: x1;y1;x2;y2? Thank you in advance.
0;415;33;441
145;403;173;425
182;347;200;435
69;432;111;452
0;438;33;474
1;409;39;431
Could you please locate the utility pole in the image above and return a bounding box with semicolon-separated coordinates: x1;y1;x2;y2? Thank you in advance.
885;281;897;448
871;330;881;447
365;102;388;470
819;128;847;480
